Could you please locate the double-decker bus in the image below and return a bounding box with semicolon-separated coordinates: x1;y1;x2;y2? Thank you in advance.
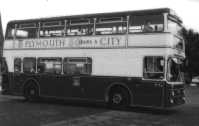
0;8;185;108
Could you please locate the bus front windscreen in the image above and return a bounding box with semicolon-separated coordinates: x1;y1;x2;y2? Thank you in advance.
167;58;183;82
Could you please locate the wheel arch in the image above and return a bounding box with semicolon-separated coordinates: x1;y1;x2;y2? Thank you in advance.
104;82;133;104
22;78;40;96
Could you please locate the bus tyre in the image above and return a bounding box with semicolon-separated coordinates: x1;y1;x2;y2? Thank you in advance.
24;83;39;101
108;87;130;108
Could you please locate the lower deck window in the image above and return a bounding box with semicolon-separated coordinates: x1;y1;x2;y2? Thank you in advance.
63;58;92;75
143;56;164;79
14;58;22;73
37;58;62;74
0;57;8;73
23;58;36;73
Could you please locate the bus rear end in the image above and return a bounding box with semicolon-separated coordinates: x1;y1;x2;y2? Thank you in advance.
0;57;10;95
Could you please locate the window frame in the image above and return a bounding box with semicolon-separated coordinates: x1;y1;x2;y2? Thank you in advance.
129;14;164;33
0;57;8;73
95;16;127;35
23;57;36;74
5;24;15;40
63;57;92;75
143;56;165;80
5;13;169;40
166;57;183;82
14;57;22;73
37;57;62;74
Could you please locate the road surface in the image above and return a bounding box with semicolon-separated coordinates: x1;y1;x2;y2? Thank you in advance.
0;86;199;126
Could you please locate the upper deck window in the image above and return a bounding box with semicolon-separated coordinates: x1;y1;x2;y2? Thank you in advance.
16;23;38;39
96;16;127;35
129;14;164;33
5;24;15;39
167;15;184;50
70;18;90;25
67;18;93;36
42;21;63;27
15;28;38;39
168;15;182;35
67;25;93;36
99;17;124;23
5;12;168;39
40;21;65;37
19;23;36;28
40;27;64;37
5;23;39;39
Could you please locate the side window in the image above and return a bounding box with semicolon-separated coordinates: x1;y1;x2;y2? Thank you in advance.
63;58;92;75
129;14;164;33
0;57;8;73
96;17;127;35
5;24;15;39
15;28;38;39
143;56;164;79
14;58;21;73
23;58;36;73
37;58;62;74
167;58;183;82
15;23;38;39
67;26;92;36
67;18;93;36
40;21;65;37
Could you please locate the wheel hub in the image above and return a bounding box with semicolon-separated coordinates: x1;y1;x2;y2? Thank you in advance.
112;94;122;104
30;89;35;95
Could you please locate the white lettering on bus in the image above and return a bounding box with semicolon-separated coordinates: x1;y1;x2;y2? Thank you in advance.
17;36;124;49
24;39;66;48
73;36;121;47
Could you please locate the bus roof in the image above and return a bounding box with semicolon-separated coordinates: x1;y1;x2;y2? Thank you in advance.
8;8;172;24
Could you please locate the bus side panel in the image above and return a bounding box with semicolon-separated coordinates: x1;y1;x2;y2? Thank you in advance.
8;73;33;96
80;76;139;103
2;72;25;96
133;80;165;107
80;76;113;101
35;74;66;98
36;74;81;99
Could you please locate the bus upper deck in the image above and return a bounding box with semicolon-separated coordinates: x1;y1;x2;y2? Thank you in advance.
3;8;184;53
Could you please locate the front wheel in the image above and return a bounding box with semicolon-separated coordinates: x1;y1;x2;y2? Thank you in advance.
24;84;39;101
108;88;130;108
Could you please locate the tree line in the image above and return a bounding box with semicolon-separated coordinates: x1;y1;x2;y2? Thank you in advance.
182;28;199;82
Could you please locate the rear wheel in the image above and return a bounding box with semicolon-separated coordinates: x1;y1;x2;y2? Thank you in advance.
108;87;130;108
24;83;39;101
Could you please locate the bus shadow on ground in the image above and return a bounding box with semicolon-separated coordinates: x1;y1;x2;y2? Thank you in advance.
12;97;179;116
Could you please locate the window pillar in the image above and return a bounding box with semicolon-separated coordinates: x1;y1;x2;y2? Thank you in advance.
38;22;41;38
64;20;67;36
163;13;168;32
93;18;96;35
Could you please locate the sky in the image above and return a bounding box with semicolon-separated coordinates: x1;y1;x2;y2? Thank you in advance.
0;0;199;33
